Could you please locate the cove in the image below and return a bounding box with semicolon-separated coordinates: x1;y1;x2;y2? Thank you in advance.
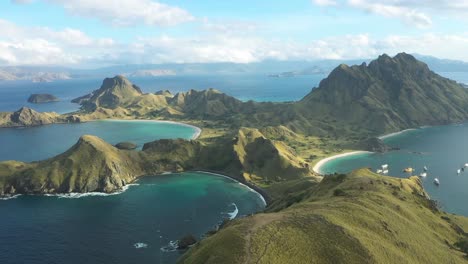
0;172;266;264
319;123;468;216
0;119;199;162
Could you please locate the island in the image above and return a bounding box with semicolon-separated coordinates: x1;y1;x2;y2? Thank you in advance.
27;93;60;103
2;53;468;263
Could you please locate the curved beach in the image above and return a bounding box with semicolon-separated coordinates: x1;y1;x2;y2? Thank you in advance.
313;151;372;174
101;119;202;139
194;171;268;206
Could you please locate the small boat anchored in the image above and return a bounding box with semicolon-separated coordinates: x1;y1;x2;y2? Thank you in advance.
381;164;388;170
419;172;427;177
403;167;414;173
376;169;383;174
434;178;440;186
423;166;428;172
383;170;389;174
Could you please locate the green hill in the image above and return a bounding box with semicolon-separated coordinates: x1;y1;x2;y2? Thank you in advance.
179;169;468;264
0;135;145;195
298;53;468;135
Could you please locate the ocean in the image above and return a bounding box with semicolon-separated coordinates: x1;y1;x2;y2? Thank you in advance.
0;172;265;264
0;74;326;114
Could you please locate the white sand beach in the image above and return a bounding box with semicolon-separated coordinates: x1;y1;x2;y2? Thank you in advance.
313;151;372;174
101;119;202;139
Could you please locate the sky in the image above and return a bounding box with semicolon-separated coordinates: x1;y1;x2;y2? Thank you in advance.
1;0;468;67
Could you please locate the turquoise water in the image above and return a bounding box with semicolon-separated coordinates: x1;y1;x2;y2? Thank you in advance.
319;123;468;216
0;120;197;162
0;172;266;264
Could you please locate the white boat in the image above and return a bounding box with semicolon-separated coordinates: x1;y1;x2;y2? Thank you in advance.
458;169;461;174
383;170;389;174
423;166;428;171
434;178;440;185
381;164;388;169
376;169;383;174
465;163;468;168
420;173;427;177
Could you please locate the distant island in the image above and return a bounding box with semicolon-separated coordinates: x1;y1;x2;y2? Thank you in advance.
123;69;176;77
2;53;468;263
27;94;60;103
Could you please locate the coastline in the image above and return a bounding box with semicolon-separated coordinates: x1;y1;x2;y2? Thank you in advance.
312;151;372;175
0;118;203;140
192;170;269;206
378;128;418;140
99;118;202;140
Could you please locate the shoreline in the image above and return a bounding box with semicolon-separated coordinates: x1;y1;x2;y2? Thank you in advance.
99;118;202;140
191;170;269;206
312;151;372;175
378;128;418;140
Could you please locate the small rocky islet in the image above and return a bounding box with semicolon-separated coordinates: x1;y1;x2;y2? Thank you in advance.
27;93;60;103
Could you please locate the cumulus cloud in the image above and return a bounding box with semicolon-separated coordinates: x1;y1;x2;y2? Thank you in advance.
0;19;114;65
2;18;468;65
44;0;194;27
85;32;468;65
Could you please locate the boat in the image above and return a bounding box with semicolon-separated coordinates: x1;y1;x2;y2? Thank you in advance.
458;169;461;174
383;170;389;174
403;167;414;173
423;166;428;171
381;164;388;169
376;169;383;174
420;172;427;177
465;163;468;168
434;178;440;185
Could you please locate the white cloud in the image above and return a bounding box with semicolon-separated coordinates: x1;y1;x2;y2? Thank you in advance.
2;18;468;65
45;0;194;27
0;19;114;65
348;0;432;28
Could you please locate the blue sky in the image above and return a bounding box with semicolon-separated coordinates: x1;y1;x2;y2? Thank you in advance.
0;0;467;66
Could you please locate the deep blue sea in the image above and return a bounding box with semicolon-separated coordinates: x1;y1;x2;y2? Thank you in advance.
0;74;326;114
0;172;265;264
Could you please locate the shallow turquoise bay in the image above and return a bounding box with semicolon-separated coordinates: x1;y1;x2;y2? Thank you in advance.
320;123;468;216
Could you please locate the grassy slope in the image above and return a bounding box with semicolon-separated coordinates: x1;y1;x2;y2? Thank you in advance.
0;135;145;194
179;169;468;264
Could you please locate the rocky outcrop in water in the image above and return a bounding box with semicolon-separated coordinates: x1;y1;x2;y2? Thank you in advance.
27;94;59;103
